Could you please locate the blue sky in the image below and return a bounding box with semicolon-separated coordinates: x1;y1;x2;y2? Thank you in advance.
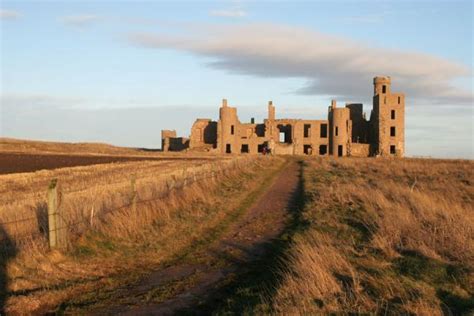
1;0;472;158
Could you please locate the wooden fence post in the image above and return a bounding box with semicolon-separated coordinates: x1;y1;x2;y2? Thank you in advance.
47;179;58;249
131;176;137;214
183;167;188;186
90;206;95;227
48;179;66;249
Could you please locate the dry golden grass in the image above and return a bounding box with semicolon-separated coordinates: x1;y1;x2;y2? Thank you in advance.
0;158;221;243
0;154;283;314
268;158;474;315
3;153;472;314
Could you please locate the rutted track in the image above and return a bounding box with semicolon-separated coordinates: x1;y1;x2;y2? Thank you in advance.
86;159;301;315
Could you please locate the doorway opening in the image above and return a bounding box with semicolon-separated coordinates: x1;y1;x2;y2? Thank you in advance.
338;145;343;157
319;145;327;155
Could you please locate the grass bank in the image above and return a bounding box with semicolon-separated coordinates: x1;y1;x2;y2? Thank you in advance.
216;157;473;315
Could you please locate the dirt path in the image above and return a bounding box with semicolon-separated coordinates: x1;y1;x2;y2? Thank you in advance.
89;160;300;315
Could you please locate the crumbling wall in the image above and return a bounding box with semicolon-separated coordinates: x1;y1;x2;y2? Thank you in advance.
161;130;189;152
273;143;294;155
190;119;217;151
236;123;266;154
161;130;177;152
298;120;329;156
160;76;404;158
169;137;189;151
346;103;368;143
350;143;370;157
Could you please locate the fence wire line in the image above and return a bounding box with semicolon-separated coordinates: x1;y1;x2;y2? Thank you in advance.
0;158;252;242
0;160;220;206
52;167;225;231
0;162;230;225
0;216;38;226
1;170;213;241
59;165;210;195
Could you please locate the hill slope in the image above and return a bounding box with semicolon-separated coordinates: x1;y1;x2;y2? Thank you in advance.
237;158;473;315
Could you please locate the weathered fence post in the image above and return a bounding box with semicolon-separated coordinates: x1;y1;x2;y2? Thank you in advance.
90;206;95;227
47;179;58;249
131;176;137;214
183;166;188;186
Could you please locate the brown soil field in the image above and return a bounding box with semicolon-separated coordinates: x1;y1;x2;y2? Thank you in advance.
0;152;209;175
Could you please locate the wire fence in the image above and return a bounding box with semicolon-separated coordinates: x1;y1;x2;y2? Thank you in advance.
0;157;256;248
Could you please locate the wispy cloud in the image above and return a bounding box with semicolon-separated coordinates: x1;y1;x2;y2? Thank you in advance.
128;23;472;105
0;9;21;20
60;14;101;27
209;8;247;18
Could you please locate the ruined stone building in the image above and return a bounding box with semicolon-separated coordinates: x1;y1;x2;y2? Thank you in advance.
162;76;405;157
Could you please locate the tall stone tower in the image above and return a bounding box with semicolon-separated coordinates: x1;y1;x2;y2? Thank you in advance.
217;99;239;154
372;76;405;156
328;100;351;157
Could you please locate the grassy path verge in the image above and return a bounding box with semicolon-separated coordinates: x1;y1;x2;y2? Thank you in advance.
56;157;291;314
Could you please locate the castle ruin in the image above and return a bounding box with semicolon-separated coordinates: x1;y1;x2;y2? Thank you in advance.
162;76;405;157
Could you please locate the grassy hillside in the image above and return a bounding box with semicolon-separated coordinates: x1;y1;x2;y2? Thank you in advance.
0;137;153;156
262;158;473;315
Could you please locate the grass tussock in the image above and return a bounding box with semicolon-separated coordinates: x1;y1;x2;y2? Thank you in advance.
1;155;284;314
267;158;474;315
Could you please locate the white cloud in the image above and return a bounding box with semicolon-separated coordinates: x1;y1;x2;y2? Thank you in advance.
0;9;21;20
210;9;247;17
128;23;472;105
60;14;101;27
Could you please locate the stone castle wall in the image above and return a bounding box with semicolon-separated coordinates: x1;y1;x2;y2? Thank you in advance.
162;76;405;157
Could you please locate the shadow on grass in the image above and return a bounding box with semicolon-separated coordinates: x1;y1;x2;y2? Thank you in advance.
0;226;17;314
176;159;310;315
136;148;162;153
394;250;474;315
